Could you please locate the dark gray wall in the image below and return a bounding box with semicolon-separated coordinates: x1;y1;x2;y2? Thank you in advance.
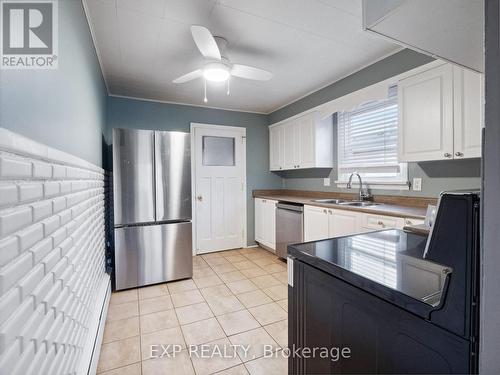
105;96;282;245
480;0;500;372
269;49;434;124
0;0;106;166
269;50;481;198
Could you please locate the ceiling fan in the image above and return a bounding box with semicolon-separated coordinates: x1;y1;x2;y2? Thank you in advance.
172;26;273;102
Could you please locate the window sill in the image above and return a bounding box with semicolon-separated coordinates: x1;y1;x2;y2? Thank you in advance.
335;181;410;191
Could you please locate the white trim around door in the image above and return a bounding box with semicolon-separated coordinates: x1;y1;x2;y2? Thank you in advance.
190;123;247;255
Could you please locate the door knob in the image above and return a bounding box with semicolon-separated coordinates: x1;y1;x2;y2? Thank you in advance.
455;152;464;157
197;195;203;202
444;153;452;158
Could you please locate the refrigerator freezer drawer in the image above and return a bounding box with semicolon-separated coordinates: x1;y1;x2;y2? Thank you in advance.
114;222;193;290
113;128;155;225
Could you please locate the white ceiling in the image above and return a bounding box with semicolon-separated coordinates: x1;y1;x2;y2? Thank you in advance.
84;0;400;113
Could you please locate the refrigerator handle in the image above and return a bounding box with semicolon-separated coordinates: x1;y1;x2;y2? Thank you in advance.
153;131;156;222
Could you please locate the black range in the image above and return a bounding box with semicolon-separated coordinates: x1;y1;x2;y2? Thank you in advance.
287;191;480;374
288;229;451;318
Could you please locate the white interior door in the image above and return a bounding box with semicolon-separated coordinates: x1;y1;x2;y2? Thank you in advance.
192;124;246;254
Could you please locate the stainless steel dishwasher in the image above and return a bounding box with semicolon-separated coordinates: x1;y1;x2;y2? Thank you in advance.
276;202;304;258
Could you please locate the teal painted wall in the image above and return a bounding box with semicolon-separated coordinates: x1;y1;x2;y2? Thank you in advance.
105;96;282;245
0;0;106;166
269;50;481;198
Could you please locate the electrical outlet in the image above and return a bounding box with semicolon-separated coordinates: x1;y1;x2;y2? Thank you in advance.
323;178;331;187
412;178;422;191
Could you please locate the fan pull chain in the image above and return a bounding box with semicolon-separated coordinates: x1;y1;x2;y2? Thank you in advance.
227;77;230;96
204;78;208;103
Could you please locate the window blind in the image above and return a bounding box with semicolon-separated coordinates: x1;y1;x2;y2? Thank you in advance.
338;86;398;170
337;85;408;186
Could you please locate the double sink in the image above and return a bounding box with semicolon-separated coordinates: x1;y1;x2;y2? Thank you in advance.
312;198;379;207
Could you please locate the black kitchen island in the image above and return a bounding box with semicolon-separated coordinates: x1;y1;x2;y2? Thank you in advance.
287;191;480;374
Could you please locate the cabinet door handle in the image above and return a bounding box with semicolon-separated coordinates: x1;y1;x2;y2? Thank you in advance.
455;152;464;157
329;210;332;214
323;209;327;214
444;153;452;158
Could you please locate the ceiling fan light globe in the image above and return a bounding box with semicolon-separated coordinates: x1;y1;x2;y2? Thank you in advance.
203;62;230;82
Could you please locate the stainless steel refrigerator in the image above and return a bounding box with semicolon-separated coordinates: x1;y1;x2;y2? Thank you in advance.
113;128;192;290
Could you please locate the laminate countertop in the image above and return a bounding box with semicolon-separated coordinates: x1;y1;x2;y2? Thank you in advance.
253;190;437;220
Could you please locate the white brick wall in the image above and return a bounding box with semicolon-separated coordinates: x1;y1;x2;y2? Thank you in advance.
0;129;107;375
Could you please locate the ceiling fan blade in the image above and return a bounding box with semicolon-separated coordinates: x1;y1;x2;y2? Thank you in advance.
190;25;221;60
231;64;273;81
172;69;203;83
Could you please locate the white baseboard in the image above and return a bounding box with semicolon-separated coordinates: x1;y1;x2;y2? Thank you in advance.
78;275;111;375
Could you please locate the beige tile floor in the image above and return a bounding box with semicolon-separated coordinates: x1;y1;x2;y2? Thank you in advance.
97;247;289;375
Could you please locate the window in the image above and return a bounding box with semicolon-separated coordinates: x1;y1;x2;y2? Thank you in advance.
336;85;408;189
202;136;235;166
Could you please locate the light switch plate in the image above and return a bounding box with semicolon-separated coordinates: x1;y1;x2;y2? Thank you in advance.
412;178;422;191
323;178;331;186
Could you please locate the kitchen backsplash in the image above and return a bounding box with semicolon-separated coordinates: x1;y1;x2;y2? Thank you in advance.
278;158;481;198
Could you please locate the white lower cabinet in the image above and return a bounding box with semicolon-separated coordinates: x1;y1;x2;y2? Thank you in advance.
303;205;329;241
304;205;365;241
254;198;277;250
304;205;408;241
404;218;425;226
329;209;365;237
361;213;405;231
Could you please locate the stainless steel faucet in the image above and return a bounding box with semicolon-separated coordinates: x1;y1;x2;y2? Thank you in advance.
346;172;371;201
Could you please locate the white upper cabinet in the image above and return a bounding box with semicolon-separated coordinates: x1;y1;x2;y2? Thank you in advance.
269;112;333;171
453;66;483;159
283;120;300;170
398;63;483;162
398;64;454;162
299;114;315;168
269;125;284;171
